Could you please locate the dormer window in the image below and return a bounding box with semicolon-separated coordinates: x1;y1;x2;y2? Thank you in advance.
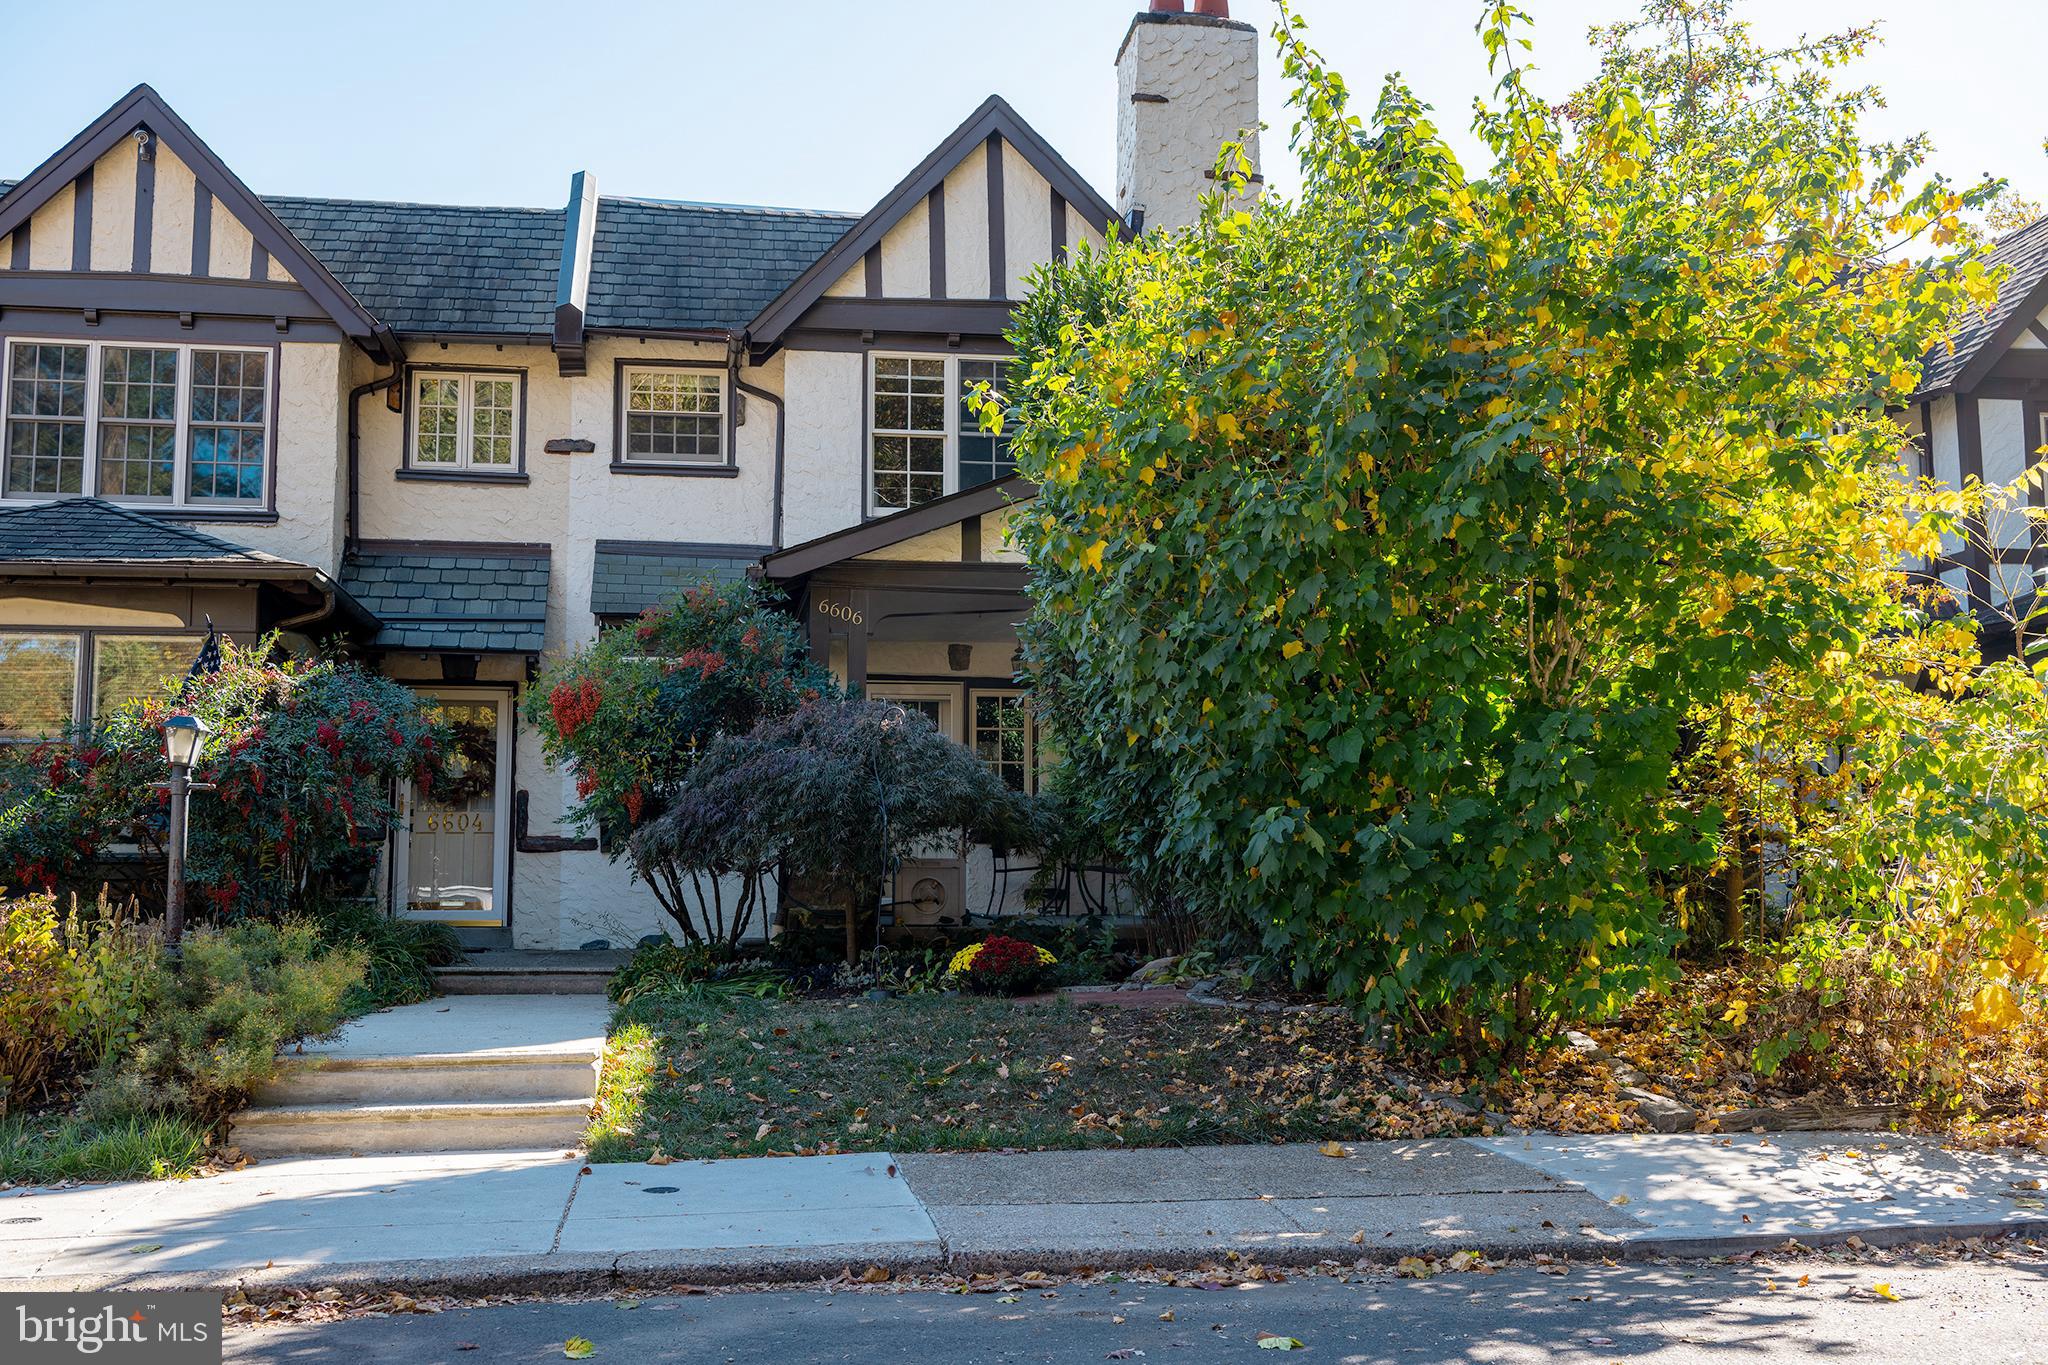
3;339;270;507
867;353;1011;515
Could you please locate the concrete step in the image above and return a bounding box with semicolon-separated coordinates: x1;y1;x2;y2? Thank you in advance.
255;1050;601;1106
434;966;613;996
232;1098;593;1157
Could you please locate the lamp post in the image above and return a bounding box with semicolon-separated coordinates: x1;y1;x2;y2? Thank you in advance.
160;713;214;948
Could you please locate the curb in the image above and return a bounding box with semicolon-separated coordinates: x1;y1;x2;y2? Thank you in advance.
13;1217;2047;1301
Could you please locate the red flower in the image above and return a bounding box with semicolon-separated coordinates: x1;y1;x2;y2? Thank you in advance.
575;769;599;800
624;787;646;825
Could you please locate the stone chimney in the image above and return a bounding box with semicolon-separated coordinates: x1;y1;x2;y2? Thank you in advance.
1115;0;1262;234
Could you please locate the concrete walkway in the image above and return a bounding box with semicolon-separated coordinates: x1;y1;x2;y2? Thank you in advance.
4;1133;2045;1293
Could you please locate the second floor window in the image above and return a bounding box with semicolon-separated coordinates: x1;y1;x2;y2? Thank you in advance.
3;339;270;507
620;366;726;466
868;354;1011;515
409;370;521;474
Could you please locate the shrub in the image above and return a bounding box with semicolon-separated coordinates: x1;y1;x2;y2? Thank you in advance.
311;900;461;1012
527;578;835;945
0;637;446;918
0;892;159;1113
1000;4;1992;1058
88;918;364;1126
949;936;1056;995
608;939;786;1005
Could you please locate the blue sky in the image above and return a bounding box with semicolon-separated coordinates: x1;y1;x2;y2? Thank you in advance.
5;1;2043;219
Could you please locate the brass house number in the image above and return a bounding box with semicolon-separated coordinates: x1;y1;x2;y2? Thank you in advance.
422;811;489;834
816;597;864;626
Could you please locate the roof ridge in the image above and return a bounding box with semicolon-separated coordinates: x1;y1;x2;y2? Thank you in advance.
265;192;560;216
598;195;858;219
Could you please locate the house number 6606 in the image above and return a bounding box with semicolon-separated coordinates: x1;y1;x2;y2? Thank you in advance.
816;599;863;625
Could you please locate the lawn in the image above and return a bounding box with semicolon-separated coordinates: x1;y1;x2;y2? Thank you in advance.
586;994;1475;1161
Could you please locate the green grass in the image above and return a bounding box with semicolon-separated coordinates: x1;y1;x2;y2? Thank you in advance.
587;994;1470;1161
0;1112;210;1185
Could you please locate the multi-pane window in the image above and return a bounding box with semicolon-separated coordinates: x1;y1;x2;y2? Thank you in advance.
92;635;202;720
957;359;1013;489
2;340;268;505
972;691;1037;794
868;354;1012;515
409;371;520;473
620;367;725;465
97;346;179;499
5;343;89;496
189;349;270;501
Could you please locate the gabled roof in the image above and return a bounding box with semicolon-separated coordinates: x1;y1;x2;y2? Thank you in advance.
746;96;1124;348
342;542;551;653
0;85;394;358
0;498;294;567
262;194;856;339
762;476;1035;579
1920;214;2048;397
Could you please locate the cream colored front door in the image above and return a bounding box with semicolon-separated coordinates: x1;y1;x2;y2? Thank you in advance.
396;690;511;928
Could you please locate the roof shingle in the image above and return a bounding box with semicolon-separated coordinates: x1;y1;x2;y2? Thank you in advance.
341;546;551;653
589;540;766;617
1921;215;2048;395
262;193;855;338
0;498;290;565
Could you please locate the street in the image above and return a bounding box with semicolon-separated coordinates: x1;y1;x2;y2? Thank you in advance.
224;1256;2048;1363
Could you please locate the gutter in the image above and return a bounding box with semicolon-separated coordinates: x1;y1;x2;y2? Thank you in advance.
731;339;789;550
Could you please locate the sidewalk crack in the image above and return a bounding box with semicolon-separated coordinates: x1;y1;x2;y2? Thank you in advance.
550;1162;586;1255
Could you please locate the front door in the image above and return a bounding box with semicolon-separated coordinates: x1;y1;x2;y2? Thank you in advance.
396;689;511;928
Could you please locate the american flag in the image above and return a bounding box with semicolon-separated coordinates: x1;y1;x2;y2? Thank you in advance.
178;617;222;700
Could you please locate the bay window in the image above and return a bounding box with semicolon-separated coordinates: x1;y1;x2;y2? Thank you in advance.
868;354;1011;515
3;339;270;506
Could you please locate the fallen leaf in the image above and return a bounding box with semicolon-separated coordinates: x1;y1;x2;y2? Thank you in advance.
563;1337;597;1359
1348;1230;1365;1245
1609;1195;1631;1207
1158;1311;1175;1322
1798;1275;1810;1288
1869;1283;1901;1302
1256;1334;1305;1351
1317;1140;1349;1158
646;1152;673;1167
126;1244;163;1254
755;1122;775;1142
859;1265;891;1284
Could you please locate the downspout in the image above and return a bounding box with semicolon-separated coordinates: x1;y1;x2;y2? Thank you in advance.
732;339;788;549
346;336;405;557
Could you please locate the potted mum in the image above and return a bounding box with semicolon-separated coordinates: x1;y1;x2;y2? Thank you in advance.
948;934;1057;996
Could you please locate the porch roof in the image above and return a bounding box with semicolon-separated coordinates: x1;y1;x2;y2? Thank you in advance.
589;540;768;618
342;541;551;654
762;476;1036;580
0;497;298;568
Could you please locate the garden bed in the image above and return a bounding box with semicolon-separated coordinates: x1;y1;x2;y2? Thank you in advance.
586;994;1478;1161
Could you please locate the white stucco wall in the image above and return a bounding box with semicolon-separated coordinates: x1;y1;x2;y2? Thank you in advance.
1115;14;1262;234
877;199;930;297
780;348;865;545
824;262;865;298
150;145;198;275
1003;142;1052;299
943;141;990;300
87;139;138;272
26;185;74;270
209;195;253;279
216;341;347;573
1980;397;2030;549
1929;397;1962;556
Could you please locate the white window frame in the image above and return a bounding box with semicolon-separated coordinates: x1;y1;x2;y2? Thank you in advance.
617;364;729;468
406;369;524;475
866;352;1011;518
969;687;1039;795
2;337;273;507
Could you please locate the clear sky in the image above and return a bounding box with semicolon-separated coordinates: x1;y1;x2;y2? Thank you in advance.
4;1;2043;219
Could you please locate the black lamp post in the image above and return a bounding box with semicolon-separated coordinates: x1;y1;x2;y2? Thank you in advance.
160;713;214;948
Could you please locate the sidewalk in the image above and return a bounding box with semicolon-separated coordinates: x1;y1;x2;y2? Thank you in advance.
4;1133;2045;1294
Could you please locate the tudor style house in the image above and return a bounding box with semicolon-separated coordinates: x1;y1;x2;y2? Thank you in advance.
0;2;1263;948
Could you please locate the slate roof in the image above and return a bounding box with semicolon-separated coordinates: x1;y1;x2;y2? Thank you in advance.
1921;214;2048;395
589;540;767;617
261;194;856;338
0;498;293;565
341;546;551;653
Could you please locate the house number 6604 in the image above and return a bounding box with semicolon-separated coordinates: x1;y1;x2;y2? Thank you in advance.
816;599;863;625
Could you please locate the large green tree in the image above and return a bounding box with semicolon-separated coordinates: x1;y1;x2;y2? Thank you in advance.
1002;1;1995;1058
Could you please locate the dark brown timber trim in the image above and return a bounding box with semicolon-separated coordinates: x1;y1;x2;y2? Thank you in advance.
191;182;211;275
1958;394;1988;586
961;513;983;563
926;186;946;298
864;244;882;298
1050;188;1067;262
70;167;93;271
785;297;1014;337
986;133;1006;299
130;134;155;273
7;219;27;270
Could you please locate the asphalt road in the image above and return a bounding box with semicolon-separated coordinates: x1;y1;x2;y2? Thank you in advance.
224;1258;2048;1363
